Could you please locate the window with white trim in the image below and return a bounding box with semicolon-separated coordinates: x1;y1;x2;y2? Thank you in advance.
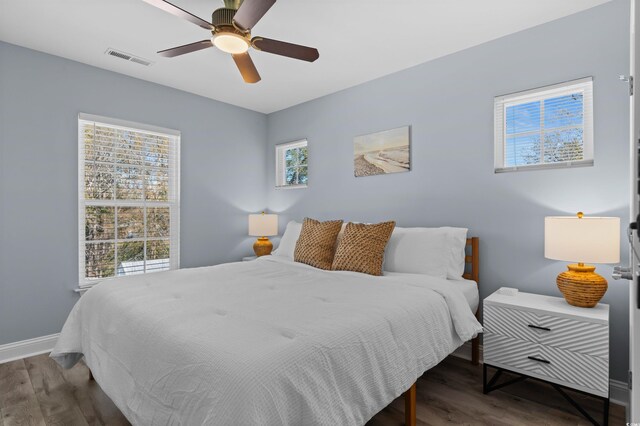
78;114;180;286
494;77;593;172
276;140;308;188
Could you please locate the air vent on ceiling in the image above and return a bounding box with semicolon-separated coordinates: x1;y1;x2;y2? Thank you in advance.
105;48;153;66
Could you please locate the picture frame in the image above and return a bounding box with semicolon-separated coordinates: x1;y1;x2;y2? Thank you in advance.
353;126;411;177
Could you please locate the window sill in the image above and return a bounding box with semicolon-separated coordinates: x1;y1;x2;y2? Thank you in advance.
495;159;593;173
275;184;308;190
75;266;178;294
74;286;91;296
75;277;112;295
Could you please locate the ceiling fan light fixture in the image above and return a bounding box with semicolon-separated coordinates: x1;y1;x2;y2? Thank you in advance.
211;33;249;54
148;0;319;84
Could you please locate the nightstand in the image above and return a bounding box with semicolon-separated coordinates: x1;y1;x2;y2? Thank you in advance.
483;289;609;425
242;256;257;262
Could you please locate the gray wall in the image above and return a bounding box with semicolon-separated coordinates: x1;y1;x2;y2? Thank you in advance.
266;0;631;381
0;41;268;345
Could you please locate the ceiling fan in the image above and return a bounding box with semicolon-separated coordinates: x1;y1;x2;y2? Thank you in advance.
142;0;319;83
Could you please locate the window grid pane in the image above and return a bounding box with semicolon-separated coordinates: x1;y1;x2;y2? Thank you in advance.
84;163;114;200
85;206;115;241
505;134;541;167
543;128;584;163
117;207;144;239
506;101;541;135
146;240;171;273
117;241;145;276
85;242;115;279
544;94;583;129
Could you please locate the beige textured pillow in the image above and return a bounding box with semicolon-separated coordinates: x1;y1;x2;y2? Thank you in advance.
294;218;344;270
332;221;396;276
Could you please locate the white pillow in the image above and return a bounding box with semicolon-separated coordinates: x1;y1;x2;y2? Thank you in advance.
383;226;468;279
441;227;469;279
272;220;302;259
383;228;449;278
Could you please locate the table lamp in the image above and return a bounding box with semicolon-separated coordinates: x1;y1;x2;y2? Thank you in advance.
544;212;620;308
248;212;278;257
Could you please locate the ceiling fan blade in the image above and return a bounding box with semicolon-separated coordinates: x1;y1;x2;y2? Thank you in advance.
142;0;213;30
252;37;319;62
232;52;261;83
158;40;213;57
232;0;276;31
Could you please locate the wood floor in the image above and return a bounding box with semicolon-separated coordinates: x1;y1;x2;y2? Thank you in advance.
0;354;625;426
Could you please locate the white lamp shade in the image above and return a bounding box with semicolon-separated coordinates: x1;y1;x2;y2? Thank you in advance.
248;214;278;237
544;216;620;264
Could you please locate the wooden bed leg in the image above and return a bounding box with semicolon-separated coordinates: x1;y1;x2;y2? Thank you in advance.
404;382;416;426
471;309;480;366
471;336;480;366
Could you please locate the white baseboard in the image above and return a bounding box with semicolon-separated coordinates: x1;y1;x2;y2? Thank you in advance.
609;379;629;408
0;334;59;364
450;342;629;408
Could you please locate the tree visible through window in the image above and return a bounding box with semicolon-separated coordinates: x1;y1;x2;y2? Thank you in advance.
494;78;593;172
79;114;180;285
276;140;308;187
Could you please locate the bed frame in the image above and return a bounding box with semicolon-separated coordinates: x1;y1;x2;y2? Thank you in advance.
403;236;479;426
87;237;481;426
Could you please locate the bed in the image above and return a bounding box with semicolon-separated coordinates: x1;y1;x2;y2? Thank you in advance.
51;236;482;425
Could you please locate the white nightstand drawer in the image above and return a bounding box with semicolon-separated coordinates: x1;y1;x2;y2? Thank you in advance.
484;304;608;358
484;332;609;396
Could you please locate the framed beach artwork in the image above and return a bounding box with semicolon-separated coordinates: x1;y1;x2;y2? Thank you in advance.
353;126;411;177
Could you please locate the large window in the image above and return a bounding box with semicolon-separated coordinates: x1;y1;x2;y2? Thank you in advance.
78;114;180;287
494;77;593;172
276;139;308;188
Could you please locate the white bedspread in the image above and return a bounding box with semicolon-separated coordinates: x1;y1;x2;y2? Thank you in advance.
51;256;482;426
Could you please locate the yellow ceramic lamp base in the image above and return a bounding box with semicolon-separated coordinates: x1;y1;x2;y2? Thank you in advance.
556;263;608;308
253;237;273;257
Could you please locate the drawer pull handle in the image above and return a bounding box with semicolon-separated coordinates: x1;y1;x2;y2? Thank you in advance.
527;356;550;364
527;324;551;331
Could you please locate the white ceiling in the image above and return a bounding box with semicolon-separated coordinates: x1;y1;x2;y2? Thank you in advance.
0;0;611;113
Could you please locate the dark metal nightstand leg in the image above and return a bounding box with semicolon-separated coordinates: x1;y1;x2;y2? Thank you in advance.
602;396;609;426
553;384;599;426
483;364;608;426
482;363;487;394
483;365;504;394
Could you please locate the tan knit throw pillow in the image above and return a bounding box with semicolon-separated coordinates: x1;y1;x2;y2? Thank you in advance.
332;221;396;276
294;218;344;270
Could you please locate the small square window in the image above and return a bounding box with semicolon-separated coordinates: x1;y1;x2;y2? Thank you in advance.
494;77;593;172
276;140;308;188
